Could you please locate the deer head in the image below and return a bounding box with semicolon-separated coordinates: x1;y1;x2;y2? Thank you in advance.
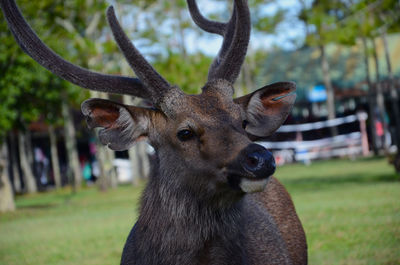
1;0;296;195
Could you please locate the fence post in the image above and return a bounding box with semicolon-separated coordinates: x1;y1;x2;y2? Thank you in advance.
358;112;369;156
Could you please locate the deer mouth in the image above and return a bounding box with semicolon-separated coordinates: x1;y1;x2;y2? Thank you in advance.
225;170;271;193
239;177;270;193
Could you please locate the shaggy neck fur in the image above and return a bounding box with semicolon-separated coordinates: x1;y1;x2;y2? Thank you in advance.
126;155;249;265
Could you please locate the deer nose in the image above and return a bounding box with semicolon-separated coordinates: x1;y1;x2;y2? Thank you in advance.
242;144;276;178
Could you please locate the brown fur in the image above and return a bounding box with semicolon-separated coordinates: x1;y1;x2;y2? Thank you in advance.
251;177;308;264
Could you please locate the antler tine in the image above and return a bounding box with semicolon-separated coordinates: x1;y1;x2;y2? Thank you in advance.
107;6;174;107
187;0;236;80
0;0;151;99
210;0;250;84
187;0;250;85
207;5;237;80
186;0;227;35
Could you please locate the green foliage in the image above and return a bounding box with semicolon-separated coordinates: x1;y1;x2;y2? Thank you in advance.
300;0;358;46
209;0;285;35
1;0;217;141
0;0;61;135
255;33;400;101
300;0;400;47
0;0;110;139
253;9;285;33
351;0;400;37
154;51;212;94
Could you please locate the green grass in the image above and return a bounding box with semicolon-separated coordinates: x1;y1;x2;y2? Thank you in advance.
276;157;400;265
0;184;144;265
0;157;399;265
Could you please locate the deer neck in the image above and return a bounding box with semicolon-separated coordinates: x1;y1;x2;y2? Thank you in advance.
135;156;248;264
139;174;245;234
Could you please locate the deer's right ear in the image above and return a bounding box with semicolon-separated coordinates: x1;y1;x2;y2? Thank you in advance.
234;82;296;137
81;98;152;151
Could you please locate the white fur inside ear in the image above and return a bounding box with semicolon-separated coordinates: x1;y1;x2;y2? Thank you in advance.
239;177;269;193
100;107;149;151
116;108;135;141
245;90;274;136
246;90;264;123
244;90;296;137
118;107;148;141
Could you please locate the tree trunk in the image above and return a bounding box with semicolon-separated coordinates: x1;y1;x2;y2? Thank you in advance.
105;147;118;189
93;136;117;191
381;32;400;173
61;98;82;190
18;131;37;193
128;146;140;186
49;125;62;189
371;37;388;152
25;130;34;167
382;32;400;148
243;55;254;96
172;1;187;59
137;142;150;180
95;145;109;191
136;142;151;183
129;141;150;186
362;37;379;155
0;142;15;212
8;133;21;193
238;58;253;98
319;45;337;136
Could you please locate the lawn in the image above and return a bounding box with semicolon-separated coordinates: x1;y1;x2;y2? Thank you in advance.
0;157;399;265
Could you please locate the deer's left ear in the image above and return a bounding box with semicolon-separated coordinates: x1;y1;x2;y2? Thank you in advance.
81;98;153;151
234;82;296;137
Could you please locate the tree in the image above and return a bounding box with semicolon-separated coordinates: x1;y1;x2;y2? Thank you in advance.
299;0;357;135
53;0;112;190
17;131;37;193
374;0;400;170
361;36;380;154
376;1;400;156
0;141;15;212
0;0;60;193
1;0;117;191
348;0;400;159
339;0;383;154
48;124;62;188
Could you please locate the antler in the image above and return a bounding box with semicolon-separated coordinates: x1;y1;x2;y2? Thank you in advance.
106;6;176;107
187;0;251;84
0;0;151;99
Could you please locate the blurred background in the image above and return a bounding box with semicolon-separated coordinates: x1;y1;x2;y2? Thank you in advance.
0;0;399;264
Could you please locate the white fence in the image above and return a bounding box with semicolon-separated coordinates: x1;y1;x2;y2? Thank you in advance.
258;113;369;165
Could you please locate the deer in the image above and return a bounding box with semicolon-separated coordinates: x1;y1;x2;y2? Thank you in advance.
1;0;307;264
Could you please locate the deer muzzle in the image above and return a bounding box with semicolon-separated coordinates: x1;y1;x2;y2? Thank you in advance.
226;144;276;193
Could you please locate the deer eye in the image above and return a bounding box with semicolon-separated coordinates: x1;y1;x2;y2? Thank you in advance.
242;120;249;129
177;129;195;141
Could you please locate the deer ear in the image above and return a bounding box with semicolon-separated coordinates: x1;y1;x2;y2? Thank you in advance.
81;98;151;151
234;82;296;137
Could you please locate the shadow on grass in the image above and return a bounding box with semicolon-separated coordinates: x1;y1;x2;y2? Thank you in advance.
18;203;57;210
281;172;399;192
16;192;77;210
